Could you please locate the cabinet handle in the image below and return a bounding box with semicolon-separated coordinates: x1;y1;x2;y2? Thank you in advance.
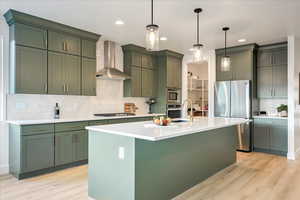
273;88;275;97
62;42;65;51
65;42;68;51
66;85;69;93
63;84;66;93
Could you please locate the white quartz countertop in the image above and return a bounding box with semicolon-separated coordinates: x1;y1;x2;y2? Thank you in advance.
86;117;250;141
253;115;288;120
6;114;164;125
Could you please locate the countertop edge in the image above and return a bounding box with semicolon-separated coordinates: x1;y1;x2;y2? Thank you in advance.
86;120;249;141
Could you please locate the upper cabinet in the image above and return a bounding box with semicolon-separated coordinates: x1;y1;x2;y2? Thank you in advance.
4;9;100;96
216;44;257;81
122;45;156;98
14;23;47;49
166;56;182;89
48;31;81;56
257;43;287;99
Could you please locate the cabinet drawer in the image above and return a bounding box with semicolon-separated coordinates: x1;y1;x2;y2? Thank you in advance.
22;124;54;136
88;120;108;126
14;23;47;49
82;39;96;59
55;121;89;132
48;31;81;55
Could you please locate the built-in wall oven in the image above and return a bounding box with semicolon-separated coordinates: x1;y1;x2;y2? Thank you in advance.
167;88;181;104
167;104;182;118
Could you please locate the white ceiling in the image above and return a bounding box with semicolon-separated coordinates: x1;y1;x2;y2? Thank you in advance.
1;0;300;55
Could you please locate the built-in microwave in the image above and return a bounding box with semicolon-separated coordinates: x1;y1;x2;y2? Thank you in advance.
167;88;181;104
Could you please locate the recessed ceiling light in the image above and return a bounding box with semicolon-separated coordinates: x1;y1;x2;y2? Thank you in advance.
238;38;247;43
189;48;195;51
160;37;168;41
115;20;124;25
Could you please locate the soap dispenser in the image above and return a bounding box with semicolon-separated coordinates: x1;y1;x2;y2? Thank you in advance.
54;103;60;119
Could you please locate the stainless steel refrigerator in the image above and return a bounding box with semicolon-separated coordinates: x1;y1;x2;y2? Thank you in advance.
214;80;251;152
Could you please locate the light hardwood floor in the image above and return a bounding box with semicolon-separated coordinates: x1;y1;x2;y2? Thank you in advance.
1;152;300;200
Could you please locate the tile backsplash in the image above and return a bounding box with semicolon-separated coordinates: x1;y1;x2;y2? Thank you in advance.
259;99;288;115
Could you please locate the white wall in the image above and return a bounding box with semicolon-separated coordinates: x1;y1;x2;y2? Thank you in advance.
287;36;300;160
0;19;149;174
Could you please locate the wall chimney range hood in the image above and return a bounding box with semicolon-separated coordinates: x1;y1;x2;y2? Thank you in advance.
96;41;131;80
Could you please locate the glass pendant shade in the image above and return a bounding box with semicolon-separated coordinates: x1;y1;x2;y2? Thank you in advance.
193;44;203;63
146;24;159;51
221;56;231;71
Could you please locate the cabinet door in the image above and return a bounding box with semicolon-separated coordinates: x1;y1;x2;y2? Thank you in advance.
130;66;142;96
15;23;47;49
48;52;65;94
167;57;182;88
216;54;232;81
257;50;273;67
253;120;270;150
48;31;80;55
272;66;287;98
55;132;74;166
132;52;142;67
142;54;153;69
82;58;96;96
270;120;288;152
257;67;273;98
15;46;47;94
74;130;88;162
231;51;252;80
272;48;287;66
82;39;97;59
142;68;154;97
64;54;81;95
21;133;54;173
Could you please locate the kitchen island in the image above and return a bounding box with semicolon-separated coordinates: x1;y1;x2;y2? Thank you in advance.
86;117;249;200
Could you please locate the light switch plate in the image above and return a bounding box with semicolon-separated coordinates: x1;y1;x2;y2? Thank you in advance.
118;147;125;160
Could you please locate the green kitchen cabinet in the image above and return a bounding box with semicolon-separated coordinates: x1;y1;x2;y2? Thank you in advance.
166;56;182;89
142;54;154;69
142;68;154;97
82;58;96;96
257;67;273;98
215;44;257;81
74;131;88;162
257;43;287;99
5;9;100;96
132;52;142;67
48;52;81;95
55;131;74;166
124;66;142;97
253;118;288;155
14;23;47;49
14;46;48;94
82;39;97;59
21;134;54;173
48;30;81;56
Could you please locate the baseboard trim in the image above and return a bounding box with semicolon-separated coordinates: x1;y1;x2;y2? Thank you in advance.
0;164;9;175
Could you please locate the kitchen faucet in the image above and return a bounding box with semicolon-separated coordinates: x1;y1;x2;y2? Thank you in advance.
182;99;194;122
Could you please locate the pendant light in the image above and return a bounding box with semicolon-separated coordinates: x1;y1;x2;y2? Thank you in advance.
221;27;231;71
146;0;159;51
192;8;204;63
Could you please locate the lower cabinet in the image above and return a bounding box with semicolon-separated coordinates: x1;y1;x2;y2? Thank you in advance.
21;133;54;173
253;118;287;155
9;116;158;179
55;129;88;166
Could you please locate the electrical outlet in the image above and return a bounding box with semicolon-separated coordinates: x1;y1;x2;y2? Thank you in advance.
118;147;125;160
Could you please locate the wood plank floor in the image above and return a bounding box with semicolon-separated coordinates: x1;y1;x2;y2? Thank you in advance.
1;152;300;200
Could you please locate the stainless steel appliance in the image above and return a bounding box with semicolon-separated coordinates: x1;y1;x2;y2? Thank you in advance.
214;80;252;151
167;104;182;118
167;88;181;104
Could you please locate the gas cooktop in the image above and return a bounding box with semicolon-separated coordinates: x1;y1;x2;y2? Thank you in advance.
94;113;136;117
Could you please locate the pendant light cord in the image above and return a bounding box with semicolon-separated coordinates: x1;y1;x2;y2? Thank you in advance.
197;12;199;44
225;30;227;56
151;0;154;24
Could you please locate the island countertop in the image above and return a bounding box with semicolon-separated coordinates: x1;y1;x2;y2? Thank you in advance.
86;117;250;141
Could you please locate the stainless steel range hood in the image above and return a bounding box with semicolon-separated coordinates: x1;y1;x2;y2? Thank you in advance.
96;41;131;80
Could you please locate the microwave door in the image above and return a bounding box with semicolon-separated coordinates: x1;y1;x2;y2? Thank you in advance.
214;81;230;117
